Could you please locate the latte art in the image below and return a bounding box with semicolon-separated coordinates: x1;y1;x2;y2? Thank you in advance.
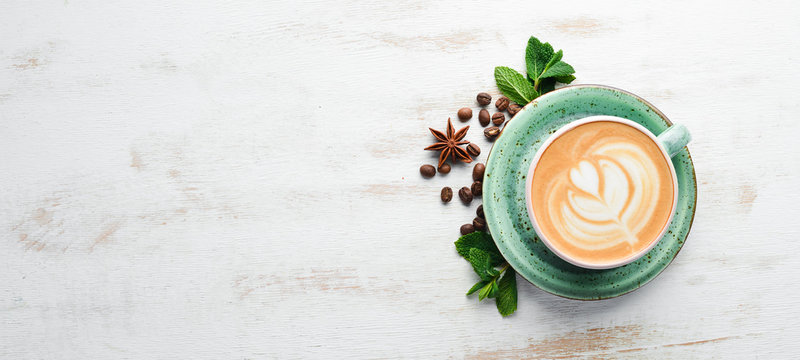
530;121;675;265
560;147;659;248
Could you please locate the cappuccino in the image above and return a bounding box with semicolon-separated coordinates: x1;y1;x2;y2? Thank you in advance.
529;121;675;266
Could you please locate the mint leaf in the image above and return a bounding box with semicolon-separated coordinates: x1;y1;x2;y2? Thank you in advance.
487;267;500;277
538;78;556;94
522;37;576;93
478;281;493;301
541;60;575;79
554;74;576;84
455;231;504;266
467;280;488;295
488;280;499;299
496;269;518;317
494;66;538;105
525;36;554;80
535;72;575;96
468;248;493;281
541;50;563;75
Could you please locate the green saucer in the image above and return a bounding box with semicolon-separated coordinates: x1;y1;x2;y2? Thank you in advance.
483;85;697;300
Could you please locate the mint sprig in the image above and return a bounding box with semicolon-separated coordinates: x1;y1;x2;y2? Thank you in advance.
494;36;576;105
496;267;517;316
455;231;518;317
494;67;538;105
468;248;496;281
455;231;504;266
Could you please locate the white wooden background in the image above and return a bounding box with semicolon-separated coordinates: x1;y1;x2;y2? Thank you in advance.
2;1;799;358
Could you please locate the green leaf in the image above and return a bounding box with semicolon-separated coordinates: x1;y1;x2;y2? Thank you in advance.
455;231;504;266
541;60;575;79
488;280;500;299
538;78;556;94
525;36;554;80
468;248;493;281
487;267;500;277
554;74;576;84
494;66;538;105
466;280;488;296
537;73;575;95
496;269;518;317
541;50;563;75
523;37;576;93
478;281;493;301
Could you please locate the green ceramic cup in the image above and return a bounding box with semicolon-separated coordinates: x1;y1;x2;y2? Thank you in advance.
524;115;691;269
482;84;697;300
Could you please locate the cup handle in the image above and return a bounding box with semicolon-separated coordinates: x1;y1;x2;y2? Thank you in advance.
656;124;691;158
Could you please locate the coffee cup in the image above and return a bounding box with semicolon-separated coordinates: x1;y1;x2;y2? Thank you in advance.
524;115;690;269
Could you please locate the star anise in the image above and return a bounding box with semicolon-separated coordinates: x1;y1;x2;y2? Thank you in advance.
425;118;472;168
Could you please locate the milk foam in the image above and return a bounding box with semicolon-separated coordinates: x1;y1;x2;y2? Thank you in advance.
530;121;675;264
556;142;660;250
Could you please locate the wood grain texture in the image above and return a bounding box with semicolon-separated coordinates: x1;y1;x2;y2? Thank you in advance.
1;0;799;358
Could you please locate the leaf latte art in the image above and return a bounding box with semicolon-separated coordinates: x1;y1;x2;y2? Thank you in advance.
530;121;675;265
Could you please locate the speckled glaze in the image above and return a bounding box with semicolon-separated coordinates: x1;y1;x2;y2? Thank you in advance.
483;85;697;300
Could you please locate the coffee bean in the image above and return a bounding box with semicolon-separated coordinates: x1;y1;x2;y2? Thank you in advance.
484;126;500;140
476;204;484;219
420;164;436;178
458;186;473;204
440;187;453;202
492;112;505;126
457;107;472;121
508;103;521;116
466;143;481;157
460;223;475;235
471;181;482;197
438;163;451;174
473;216;486;231
495;97;509;111
477;92;492;106
472;163;485;181
478;109;490;126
